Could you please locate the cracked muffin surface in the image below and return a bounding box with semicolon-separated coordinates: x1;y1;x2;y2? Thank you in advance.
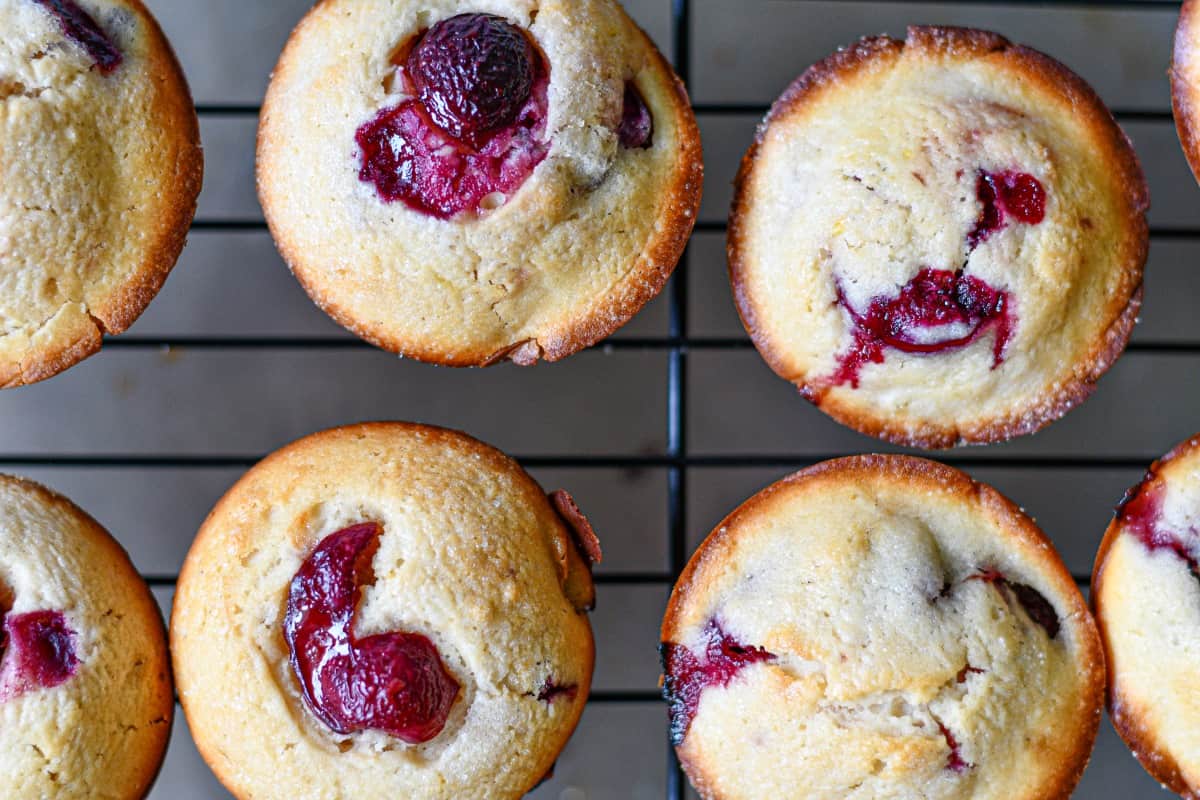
171;423;600;800
257;0;701;366
0;474;172;800
1093;435;1200;798
0;0;202;387
661;455;1103;800
729;26;1147;448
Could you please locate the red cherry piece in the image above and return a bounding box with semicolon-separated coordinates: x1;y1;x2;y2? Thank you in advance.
1117;478;1200;574
966;170;1046;249
617;82;653;149
661;618;775;745
284;522;461;743
408;14;535;143
0;610;79;701
968;569;1061;640
356;15;550;218
33;0;122;73
831;268;1014;388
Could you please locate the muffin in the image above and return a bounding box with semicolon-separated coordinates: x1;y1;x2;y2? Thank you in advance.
729;26;1148;448
1174;0;1200;185
0;474;172;799
661;455;1103;800
172;422;601;800
0;0;202;388
257;1;702;366
1093;435;1200;797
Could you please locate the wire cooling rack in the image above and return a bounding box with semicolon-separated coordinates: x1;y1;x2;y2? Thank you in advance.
5;0;1199;797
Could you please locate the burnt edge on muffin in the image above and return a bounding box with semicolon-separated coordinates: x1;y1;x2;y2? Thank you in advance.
727;25;1149;449
1092;434;1200;800
259;5;702;368
173;422;598;800
1;0;203;389
661;454;1106;800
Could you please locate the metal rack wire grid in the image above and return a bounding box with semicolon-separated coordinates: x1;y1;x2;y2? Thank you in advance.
6;0;1200;797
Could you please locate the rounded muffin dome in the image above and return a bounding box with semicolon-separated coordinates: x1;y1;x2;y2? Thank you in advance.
172;423;602;800
729;26;1147;448
258;0;702;367
661;455;1104;800
0;0;202;387
0;474;173;800
1093;435;1200;797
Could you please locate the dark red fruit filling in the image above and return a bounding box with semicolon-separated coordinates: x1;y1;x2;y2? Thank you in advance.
969;569;1060;639
618;82;653;149
535;676;578;704
33;0;122;73
356;14;549;219
0;610;79;701
831;269;1014;388
937;721;973;773
409;13;535;144
966;170;1046;249
284;522;460;743
1117;478;1200;572
660;618;775;745
824;168;1045;388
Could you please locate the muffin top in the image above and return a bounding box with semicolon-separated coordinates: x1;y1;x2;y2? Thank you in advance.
0;474;172;800
1174;0;1200;186
0;0;202;387
729;26;1147;448
1093;435;1200;797
172;423;599;800
661;455;1103;800
258;0;701;366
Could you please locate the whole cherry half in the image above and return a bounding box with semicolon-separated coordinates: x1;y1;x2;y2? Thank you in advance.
408;13;536;144
284;522;460;743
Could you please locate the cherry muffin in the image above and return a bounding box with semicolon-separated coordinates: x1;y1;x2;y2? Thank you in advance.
172;423;601;800
258;1;701;366
661;455;1103;800
1093;435;1200;797
1174;0;1200;185
0;474;172;799
0;0;202;388
729;26;1147;448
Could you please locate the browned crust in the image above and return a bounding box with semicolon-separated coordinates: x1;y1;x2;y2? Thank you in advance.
259;4;700;368
1173;0;1200;188
174;421;596;800
662;454;1105;800
728;25;1149;450
1092;434;1200;799
2;0;203;389
0;473;174;800
549;489;603;567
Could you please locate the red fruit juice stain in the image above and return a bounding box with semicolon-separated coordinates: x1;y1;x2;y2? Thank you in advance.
660;618;775;744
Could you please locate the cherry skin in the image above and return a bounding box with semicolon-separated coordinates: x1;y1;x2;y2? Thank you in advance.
284;523;460;743
660;618;775;745
408;14;535;145
33;0;122;73
617;82;653;149
0;610;79;701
